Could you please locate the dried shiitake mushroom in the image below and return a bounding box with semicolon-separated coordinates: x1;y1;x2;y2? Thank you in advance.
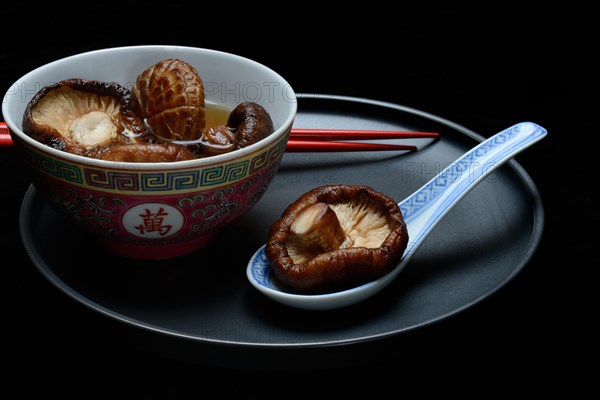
97;143;197;162
266;185;409;293
200;102;274;156
22;79;146;156
227;102;274;149
132;59;206;141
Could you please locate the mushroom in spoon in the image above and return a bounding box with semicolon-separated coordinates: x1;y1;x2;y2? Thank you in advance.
247;121;547;310
266;185;409;293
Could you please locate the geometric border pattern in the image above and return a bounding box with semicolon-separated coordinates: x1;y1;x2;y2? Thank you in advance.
399;122;547;222
30;151;84;184
21;132;289;194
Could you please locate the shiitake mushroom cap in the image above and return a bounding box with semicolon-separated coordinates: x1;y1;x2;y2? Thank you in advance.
132;59;206;141
97;143;197;162
227;102;274;149
266;185;409;293
22;78;146;155
199;102;275;156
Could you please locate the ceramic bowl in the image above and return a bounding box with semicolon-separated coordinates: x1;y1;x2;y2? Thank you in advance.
2;45;296;259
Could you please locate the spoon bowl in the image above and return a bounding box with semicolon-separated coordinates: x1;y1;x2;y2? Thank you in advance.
247;122;547;310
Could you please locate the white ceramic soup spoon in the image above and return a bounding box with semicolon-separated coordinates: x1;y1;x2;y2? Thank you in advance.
247;122;547;310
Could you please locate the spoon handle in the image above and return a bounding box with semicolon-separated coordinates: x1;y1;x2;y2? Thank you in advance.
398;121;547;256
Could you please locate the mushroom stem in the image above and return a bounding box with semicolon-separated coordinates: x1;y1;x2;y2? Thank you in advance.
290;202;352;252
68;110;117;148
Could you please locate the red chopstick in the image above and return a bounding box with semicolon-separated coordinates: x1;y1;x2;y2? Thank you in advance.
287;128;437;152
0;122;11;146
290;128;439;140
285;140;416;152
0;122;437;152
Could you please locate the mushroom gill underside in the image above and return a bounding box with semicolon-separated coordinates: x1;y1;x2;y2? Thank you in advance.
285;199;392;266
30;86;123;144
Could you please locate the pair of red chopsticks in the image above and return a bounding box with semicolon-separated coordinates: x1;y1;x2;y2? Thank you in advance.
0;122;439;152
285;128;438;152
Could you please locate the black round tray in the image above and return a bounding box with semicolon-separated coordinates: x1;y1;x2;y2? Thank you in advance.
20;94;544;369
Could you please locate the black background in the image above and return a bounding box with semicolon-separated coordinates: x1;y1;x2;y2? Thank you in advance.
1;3;596;395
